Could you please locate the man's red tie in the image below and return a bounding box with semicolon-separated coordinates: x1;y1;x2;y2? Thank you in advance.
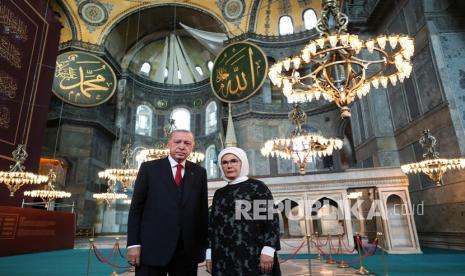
175;163;183;186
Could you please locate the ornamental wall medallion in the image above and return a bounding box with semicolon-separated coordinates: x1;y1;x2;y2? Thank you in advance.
193;99;203;108
78;1;108;27
217;0;245;23
210;41;268;103
52;51;117;107
156;99;168;109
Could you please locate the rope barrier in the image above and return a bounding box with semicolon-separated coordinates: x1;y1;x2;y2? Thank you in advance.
330;237;379;265
115;242;127;259
279;240;306;264
281;238;306;248
310;234;380;265
92;243;131;269
88;234;380;273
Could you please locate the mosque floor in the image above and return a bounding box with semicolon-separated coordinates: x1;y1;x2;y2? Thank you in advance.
3;236;462;275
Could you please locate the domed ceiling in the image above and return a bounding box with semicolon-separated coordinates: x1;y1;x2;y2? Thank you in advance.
105;6;225;85
52;0;377;86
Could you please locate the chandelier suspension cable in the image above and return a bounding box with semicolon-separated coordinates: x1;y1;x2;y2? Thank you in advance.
23;100;71;206
53;100;64;160
94;5;142;199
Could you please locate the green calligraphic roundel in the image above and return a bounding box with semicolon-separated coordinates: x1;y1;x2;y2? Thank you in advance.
52;51;117;107
210;41;268;103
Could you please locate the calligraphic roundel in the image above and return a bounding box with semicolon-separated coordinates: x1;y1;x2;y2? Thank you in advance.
210;41;268;103
52;51;117;107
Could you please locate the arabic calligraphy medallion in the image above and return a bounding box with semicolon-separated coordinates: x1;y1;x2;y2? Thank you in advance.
52;51;117;107
210;41;268;103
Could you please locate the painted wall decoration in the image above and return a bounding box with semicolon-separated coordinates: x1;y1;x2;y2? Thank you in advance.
156;99;168;109
216;0;245;26
77;0;112;32
223;0;245;21
52;51;117;107
78;0;108;26
210;41;268;103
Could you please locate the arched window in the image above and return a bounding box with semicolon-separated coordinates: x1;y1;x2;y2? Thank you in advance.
171;108;191;130
303;9;318;30
164;67;168;79
205;145;218;178
177;70;182;80
140;62;151;75
207;61;214;72
205;101;217;135
135;105;152;136
279;16;294;35
195;66;204;76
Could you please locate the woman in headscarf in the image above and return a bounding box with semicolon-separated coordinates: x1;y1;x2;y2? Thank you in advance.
206;147;281;276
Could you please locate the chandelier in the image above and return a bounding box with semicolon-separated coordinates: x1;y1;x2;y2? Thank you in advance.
140;119;205;163
140;148;205;163
93;179;128;207
0;144;48;197
401;129;465;185
98;144;138;192
24;169;71;209
261;104;343;175
267;0;414;118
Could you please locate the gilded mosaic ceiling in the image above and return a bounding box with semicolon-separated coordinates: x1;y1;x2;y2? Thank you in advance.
52;0;322;45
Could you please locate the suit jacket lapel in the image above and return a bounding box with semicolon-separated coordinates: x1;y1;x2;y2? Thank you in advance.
181;161;195;207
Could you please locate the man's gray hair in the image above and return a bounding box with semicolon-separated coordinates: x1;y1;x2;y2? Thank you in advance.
168;129;194;141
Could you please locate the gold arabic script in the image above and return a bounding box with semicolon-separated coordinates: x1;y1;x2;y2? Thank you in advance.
0;37;21;69
0;4;28;41
0;70;17;99
215;47;261;99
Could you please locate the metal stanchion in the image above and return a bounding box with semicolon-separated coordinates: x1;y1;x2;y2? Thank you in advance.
354;233;369;275
110;237;119;276
378;232;389;276
326;234;336;264
305;234;313;276
337;234;349;268
303;200;312;275
87;238;94;276
314;232;322;261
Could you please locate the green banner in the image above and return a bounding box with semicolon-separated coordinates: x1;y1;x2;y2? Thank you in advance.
210;42;268;103
52;51;116;107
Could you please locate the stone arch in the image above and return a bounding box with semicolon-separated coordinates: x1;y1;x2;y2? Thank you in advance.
97;2;230;46
386;194;413;247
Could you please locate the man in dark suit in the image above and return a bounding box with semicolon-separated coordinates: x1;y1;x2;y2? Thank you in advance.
127;130;208;276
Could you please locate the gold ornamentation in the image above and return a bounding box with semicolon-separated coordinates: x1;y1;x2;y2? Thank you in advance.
0;144;48;197
261;104;343;175
401;129;465;185
0;37;21;69
211;42;268;103
0;70;17;98
0;3;28;41
23;169;72;209
268;0;414;118
143;119;205;163
52;51;117;107
98;144;137;192
93;179;127;207
0;106;10;129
